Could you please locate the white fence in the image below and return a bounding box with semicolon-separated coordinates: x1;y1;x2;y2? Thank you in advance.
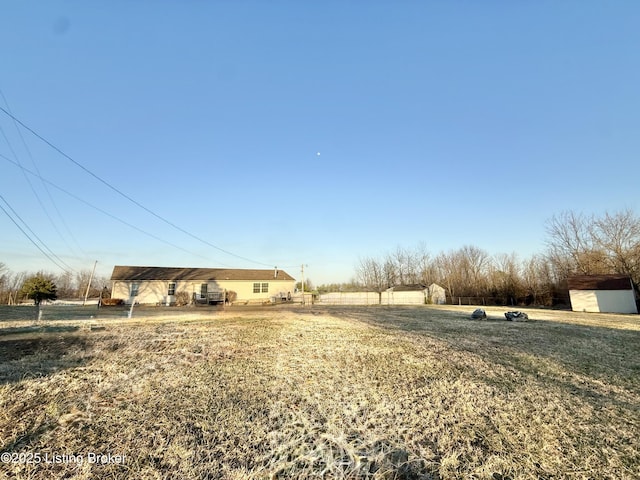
318;291;428;306
382;290;426;305
317;292;381;305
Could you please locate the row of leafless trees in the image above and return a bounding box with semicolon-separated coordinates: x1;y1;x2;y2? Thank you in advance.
3;210;638;307
353;210;640;306
0;263;111;304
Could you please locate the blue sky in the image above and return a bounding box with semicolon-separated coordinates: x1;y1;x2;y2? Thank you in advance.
1;1;639;285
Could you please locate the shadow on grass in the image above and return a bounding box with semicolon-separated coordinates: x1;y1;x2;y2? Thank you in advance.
0;325;81;336
0;332;90;385
321;305;640;407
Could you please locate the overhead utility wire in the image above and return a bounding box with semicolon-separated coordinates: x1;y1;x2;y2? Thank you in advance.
0;152;229;266
0;194;73;273
0;123;76;257
0;106;278;268
0;89;85;256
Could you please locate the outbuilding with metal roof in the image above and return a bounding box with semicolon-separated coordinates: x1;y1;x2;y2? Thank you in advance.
567;275;637;314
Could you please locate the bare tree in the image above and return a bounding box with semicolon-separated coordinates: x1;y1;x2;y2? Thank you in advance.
488;253;521;305
546;209;640;287
94;274;112;298
459;245;490;296
416;244;436;287
521;254;554;306
591;209;640;285
389;246;421;285
545;211;597;276
56;270;75;298
0;263;8;304
382;257;396;289
7;271;26;304
356;256;386;303
69;269;102;300
435;251;463;299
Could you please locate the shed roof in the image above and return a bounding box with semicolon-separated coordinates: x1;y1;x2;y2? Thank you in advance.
110;266;295;282
387;284;427;292
567;275;633;291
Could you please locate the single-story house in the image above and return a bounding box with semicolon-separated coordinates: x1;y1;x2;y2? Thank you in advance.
110;265;296;305
568;274;638;314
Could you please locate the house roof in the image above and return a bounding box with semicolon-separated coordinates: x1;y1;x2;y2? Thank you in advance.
110;266;295;282
567;274;633;291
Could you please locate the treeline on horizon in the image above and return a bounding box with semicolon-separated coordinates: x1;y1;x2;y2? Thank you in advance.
317;210;640;307
2;210;639;307
0;266;110;305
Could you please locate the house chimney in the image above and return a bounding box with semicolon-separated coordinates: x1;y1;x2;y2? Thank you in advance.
274;267;278;278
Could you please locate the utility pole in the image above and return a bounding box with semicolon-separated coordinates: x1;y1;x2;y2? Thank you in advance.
83;260;98;306
301;263;305;305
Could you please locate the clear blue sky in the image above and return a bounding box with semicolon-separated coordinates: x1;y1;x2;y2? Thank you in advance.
1;1;639;285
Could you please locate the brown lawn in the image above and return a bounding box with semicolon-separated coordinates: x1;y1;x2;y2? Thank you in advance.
0;305;638;479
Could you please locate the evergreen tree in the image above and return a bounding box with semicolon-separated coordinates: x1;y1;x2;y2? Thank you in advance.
19;275;58;305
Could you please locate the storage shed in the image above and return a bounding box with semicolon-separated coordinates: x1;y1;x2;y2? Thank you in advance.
426;283;447;305
568;275;638;314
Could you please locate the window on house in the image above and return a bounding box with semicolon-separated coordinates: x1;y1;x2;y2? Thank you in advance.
253;283;260;293
168;282;176;296
130;283;139;296
200;284;207;298
262;283;269;293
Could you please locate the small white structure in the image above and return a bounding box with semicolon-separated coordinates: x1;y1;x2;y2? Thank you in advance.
426;283;446;305
383;285;426;305
568;275;638;314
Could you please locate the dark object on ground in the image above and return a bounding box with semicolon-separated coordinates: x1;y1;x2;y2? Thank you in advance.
101;298;124;306
470;308;487;319
505;311;529;321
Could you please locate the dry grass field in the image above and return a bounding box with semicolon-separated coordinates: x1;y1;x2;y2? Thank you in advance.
0;305;638;479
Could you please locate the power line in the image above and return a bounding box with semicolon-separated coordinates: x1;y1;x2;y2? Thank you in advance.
0;105;282;268
0;123;76;254
0;152;231;266
0;194;74;273
0;89;86;257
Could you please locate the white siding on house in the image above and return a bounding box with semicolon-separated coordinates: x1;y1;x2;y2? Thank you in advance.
112;280;170;305
112;279;295;305
221;280;294;304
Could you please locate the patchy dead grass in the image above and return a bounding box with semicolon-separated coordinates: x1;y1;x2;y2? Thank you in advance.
0;306;638;479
